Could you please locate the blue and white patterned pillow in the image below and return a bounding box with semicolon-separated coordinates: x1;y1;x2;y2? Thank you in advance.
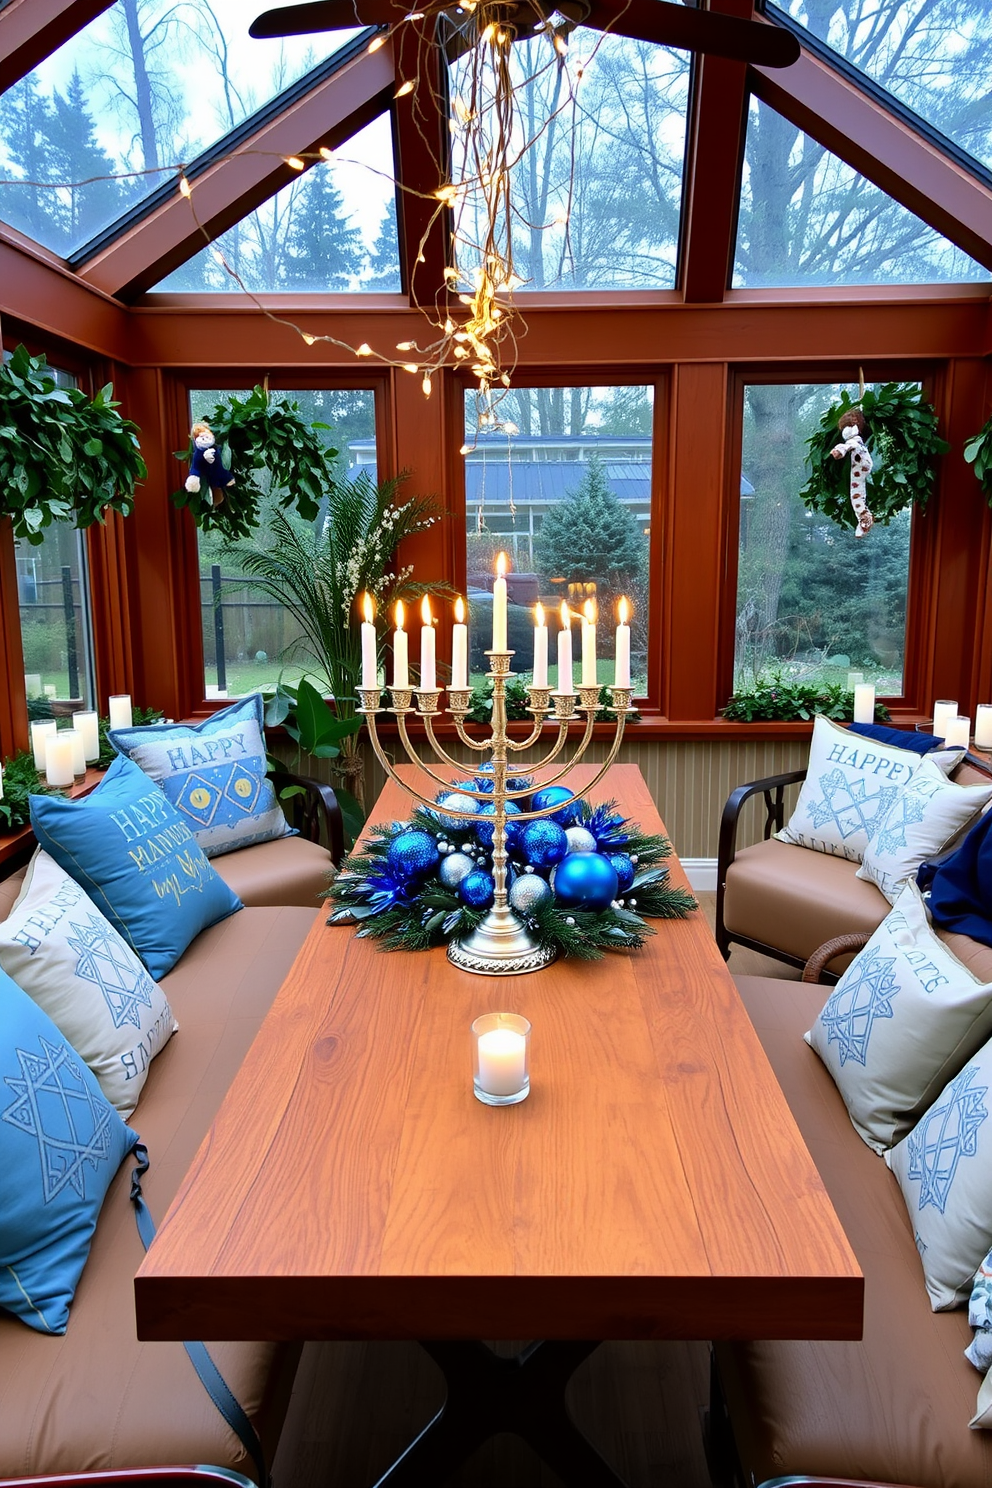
807;881;992;1153
0;850;176;1117
856;756;992;905
776;714;962;862
108;693;294;858
0;966;139;1334
887;1032;992;1309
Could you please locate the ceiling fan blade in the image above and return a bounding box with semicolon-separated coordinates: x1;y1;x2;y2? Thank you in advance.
249;0;397;38
581;0;799;67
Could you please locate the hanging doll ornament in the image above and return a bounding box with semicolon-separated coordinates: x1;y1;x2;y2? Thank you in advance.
829;408;873;538
185;422;236;508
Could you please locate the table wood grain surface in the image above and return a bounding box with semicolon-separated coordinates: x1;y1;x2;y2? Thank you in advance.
134;764;863;1344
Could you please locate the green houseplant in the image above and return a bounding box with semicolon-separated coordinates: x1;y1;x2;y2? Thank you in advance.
963;415;992;503
0;346;146;544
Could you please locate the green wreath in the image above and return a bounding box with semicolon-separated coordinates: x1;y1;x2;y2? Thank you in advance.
800;382;948;531
964;415;992;505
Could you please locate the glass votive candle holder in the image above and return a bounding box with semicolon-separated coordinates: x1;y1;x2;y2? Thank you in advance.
472;1012;531;1107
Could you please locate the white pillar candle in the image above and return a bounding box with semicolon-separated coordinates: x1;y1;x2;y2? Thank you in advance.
72;710;101;763
557;602;574;693
452;597;468;689
45;733;75;788
975;705;992;750
944;714;971;749
492;552;508;653
852;683;875;724
477;1027;527;1097
360;593;377;690
932;700;959;740
392;602;409;689
581;599;597;688
847;671;863;689
615;597;631;688
43;684;56;699
24;674;41;697
532;603;548;688
65;729;86;777
108;694;132;730
419;595;436;691
30;719;58;772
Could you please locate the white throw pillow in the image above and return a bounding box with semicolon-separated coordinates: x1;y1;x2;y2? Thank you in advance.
0;850;177;1118
776;715;961;861
856;756;992;904
807;881;992;1153
887;1032;992;1309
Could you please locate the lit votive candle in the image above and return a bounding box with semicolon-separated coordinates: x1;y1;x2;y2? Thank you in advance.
45;733;75;788
30;719;58;772
581;599;597;688
932;700;958;741
472;1012;531;1106
532;602;548;688
419;594;436;691
66;729;86;778
852;682;875;724
557;602;574;694
975;705;992;750
72;710;101;763
615;597;631;689
492;552;508;653
108;694;132;730
452;597;468;689
944;714;971;750
392;601;409;690
360;592;377;690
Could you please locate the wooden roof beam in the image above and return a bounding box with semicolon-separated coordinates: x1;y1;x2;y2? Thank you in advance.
0;0;113;93
77;41;397;301
750;45;992;273
391;21;450;311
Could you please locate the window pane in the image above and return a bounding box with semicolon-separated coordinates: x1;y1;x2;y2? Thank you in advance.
0;0;363;258
734;98;990;287
736;382;910;695
18;524;97;719
449;31;689;291
770;0;992;174
464;386;652;691
190;389;377;698
155;116;401;292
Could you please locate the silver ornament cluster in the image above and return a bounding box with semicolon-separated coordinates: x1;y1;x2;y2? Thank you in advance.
508;874;552;915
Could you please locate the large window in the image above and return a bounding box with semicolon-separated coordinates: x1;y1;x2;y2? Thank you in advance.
735;381;911;696
463;385;652;690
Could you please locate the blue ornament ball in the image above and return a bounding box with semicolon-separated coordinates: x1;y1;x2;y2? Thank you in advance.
518;818;569;868
439;851;475;888
609;853;636;893
386;829;440;881
530;785;587;825
474;798;521;848
434;791;480;831
460;868;495;909
509;873;552;915
551;852;619;911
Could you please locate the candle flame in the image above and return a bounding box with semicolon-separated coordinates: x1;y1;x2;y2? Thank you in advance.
362;592;374;625
395;600;405;630
535;602;545;626
618;596;630;624
559;600;570;629
421;593;433;625
454;596;465;623
496;551;508;578
583;599;596;623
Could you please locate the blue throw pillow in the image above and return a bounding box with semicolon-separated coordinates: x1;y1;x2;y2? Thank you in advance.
848;721;941;756
30;754;242;980
0;966;139;1334
108;693;295;858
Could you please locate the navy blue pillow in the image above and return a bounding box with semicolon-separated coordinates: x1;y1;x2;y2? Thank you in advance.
30;753;242;980
848;721;940;756
0;967;139;1334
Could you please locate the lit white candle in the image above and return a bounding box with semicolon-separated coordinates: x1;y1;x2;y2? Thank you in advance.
932;699;959;741
45;733;75;788
492;552;508;652
853;683;875;724
557;602;574;693
944;714;971;749
66;729;86;777
392;601;409;689
30;720;58;772
975;705;992;750
615;596;631;688
360;592;377;690
581;599;597;688
532;602;548;688
108;694;132;730
452;596;468;690
72;710;101;763
477;1026;527;1097
419;595;436;691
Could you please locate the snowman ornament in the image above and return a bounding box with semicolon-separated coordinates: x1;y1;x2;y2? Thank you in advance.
829;408;873;538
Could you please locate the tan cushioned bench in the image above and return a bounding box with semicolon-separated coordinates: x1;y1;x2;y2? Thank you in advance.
211;832;334;908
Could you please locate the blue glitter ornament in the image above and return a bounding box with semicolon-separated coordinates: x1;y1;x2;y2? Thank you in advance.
551;852;619;911
433;791;480;831
518;818;569;868
474;799;521;848
608;853;636;893
460;868;495;909
386;829;440;881
530;785;586;825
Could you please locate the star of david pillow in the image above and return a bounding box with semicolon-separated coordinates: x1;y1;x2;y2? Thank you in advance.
30;753;242;981
887;1031;992;1309
0;966;139;1334
856;756;992;905
0;850;177;1118
776;715;962;862
807;881;992;1153
108;692;294;858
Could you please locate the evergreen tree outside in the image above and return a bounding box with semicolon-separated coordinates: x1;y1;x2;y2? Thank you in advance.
282;164;364;290
48;72;123;251
532;452;648;609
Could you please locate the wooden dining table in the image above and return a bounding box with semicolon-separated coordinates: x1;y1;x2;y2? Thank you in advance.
134;762;863;1487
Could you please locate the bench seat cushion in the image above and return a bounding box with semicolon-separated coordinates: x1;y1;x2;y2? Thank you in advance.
718;975;992;1488
211;834;333;908
0;904;319;1482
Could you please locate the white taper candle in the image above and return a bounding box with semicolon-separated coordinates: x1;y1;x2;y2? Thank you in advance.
493;552;508;652
360;593;377;689
419;594;436;691
452;597;468;690
392;602;409;689
533;603;548;688
557;602;574;693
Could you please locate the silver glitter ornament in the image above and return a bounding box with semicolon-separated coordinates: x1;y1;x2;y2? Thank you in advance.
509;874;552;915
564;826;597;854
439;852;475;888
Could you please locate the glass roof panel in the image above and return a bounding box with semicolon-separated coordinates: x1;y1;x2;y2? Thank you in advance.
769;0;992;173
734;98;991;287
153;114;400;292
0;0;362;258
448;28;690;292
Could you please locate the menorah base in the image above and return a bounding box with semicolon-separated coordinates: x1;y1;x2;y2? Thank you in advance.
448;907;558;977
